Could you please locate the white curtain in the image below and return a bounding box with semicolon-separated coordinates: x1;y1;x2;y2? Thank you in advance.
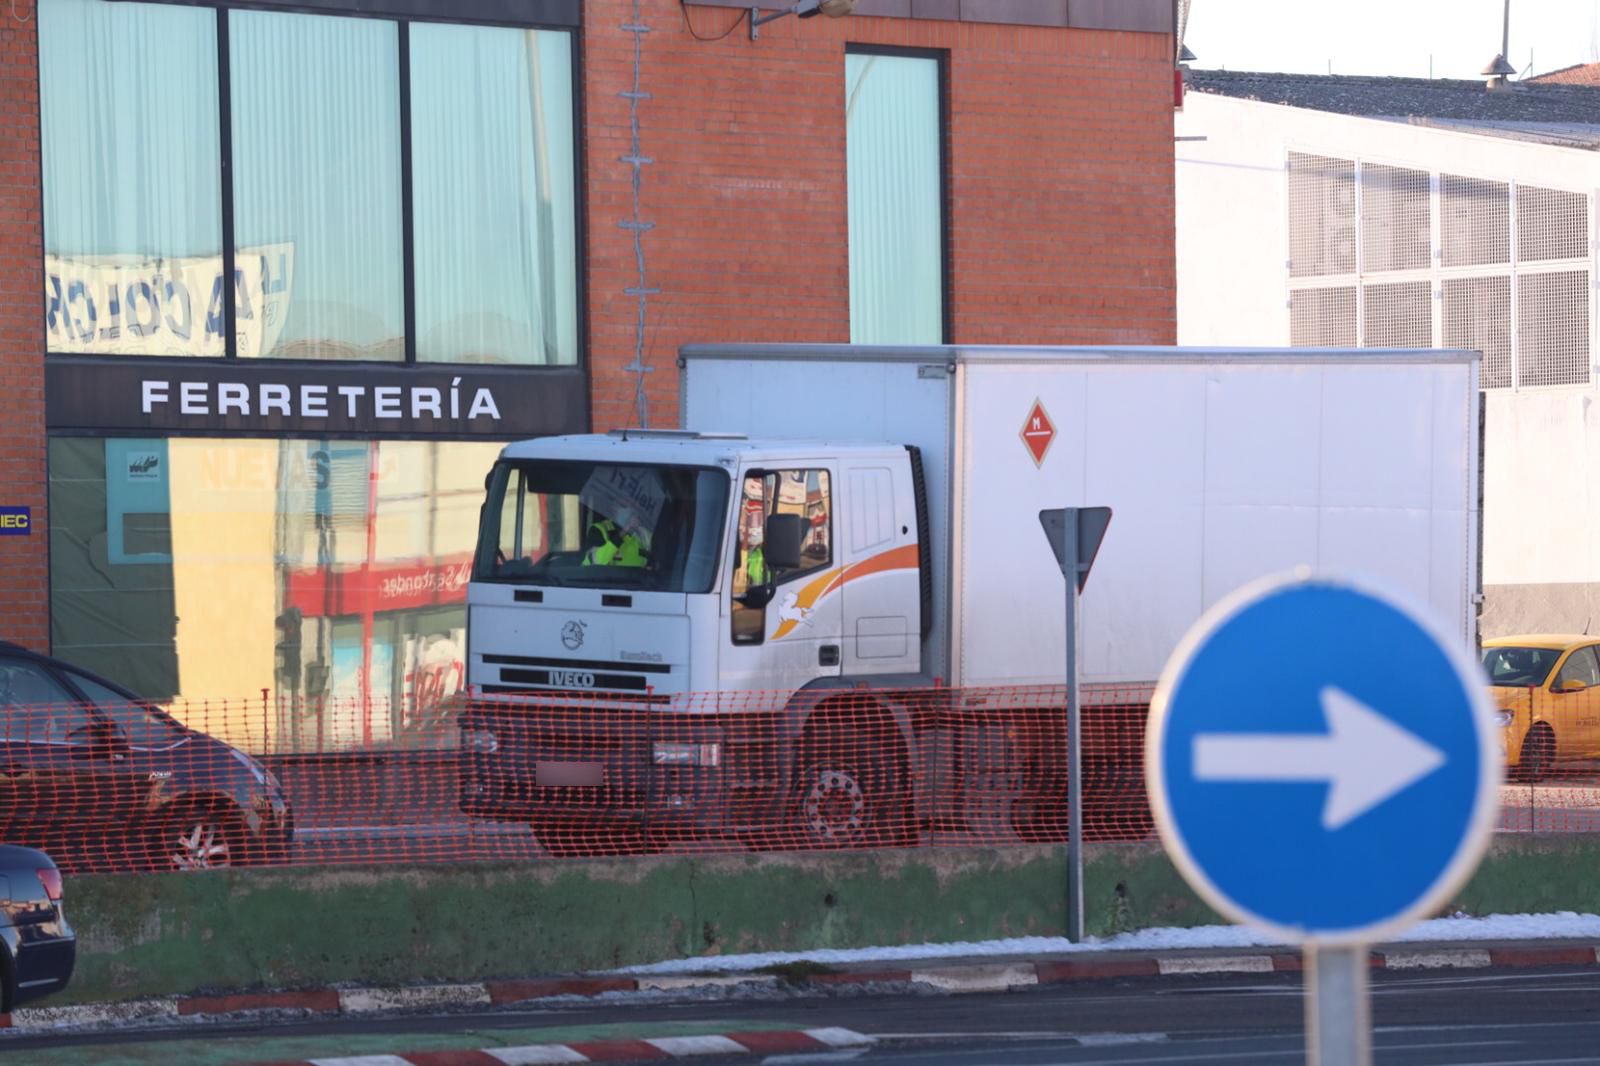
39;0;221;355
230;9;404;360
410;24;577;366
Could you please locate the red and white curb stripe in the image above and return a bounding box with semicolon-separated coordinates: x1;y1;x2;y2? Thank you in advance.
3;945;1597;1032
261;1027;873;1065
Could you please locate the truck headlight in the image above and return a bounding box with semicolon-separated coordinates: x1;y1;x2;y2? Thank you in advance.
652;742;720;767
465;728;499;753
1493;709;1515;728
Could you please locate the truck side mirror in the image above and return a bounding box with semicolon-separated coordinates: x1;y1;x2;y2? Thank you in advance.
763;514;806;571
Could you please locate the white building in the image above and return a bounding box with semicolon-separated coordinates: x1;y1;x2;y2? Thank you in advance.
1175;70;1600;638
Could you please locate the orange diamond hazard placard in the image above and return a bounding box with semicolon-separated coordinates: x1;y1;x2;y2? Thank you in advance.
1020;399;1055;467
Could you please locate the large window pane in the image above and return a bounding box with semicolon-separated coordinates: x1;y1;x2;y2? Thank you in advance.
49;437;504;752
411;25;578;365
847;52;943;345
40;0;222;356
231;11;404;360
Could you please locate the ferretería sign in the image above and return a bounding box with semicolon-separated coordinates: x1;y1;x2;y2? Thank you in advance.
138;378;502;422
46;356;587;438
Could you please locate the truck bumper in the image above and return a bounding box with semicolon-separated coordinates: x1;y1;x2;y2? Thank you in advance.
457;706;788;837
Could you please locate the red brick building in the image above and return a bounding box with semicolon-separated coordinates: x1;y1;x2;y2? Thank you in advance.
0;0;1174;745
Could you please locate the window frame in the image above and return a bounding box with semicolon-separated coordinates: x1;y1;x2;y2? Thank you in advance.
843;43;952;347
39;0;586;369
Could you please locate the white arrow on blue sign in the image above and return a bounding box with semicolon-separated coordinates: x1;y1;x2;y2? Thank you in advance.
1146;573;1502;944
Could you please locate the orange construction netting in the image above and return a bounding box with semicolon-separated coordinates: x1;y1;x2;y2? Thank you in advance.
1;685;1592;873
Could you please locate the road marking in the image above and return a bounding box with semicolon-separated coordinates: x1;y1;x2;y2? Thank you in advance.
309;1057;416;1066
1193;686;1445;829
487;1048;591;1065
802;1028;877;1048
646;1034;749;1055
338;984;492;1012
1157;955;1276;975
1383;950;1494;970
910;963;1038;991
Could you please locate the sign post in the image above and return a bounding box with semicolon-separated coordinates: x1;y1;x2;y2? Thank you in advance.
1038;506;1112;943
1147;574;1500;1065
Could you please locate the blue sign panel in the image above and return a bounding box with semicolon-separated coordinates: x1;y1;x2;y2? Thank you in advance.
0;506;31;536
1147;574;1500;943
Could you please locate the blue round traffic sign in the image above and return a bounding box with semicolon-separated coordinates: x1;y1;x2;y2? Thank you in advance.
1147;574;1501;944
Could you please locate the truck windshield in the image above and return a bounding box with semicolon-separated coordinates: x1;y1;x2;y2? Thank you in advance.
475;460;730;593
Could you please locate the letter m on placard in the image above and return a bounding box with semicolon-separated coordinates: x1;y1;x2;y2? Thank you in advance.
1019;398;1056;467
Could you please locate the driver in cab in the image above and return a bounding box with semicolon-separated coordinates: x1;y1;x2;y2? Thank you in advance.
584;503;650;567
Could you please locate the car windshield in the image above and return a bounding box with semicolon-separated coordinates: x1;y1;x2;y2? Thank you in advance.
1481;646;1564;688
475;460;730;594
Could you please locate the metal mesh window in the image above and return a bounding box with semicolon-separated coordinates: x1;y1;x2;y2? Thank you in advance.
1442;276;1512;388
1288;152;1356;278
1361;164;1431;273
1517;270;1590;386
1517;186;1588;263
1361;281;1432;348
1441;175;1510;268
1289;286;1357;346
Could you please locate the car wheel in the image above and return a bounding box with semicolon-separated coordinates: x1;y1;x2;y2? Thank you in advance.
1518;725;1556;783
152;810;239;871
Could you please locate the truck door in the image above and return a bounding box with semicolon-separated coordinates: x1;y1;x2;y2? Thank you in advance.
722;466;843;693
839;462;920;677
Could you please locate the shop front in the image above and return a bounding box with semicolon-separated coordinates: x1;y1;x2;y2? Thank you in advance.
37;0;585;752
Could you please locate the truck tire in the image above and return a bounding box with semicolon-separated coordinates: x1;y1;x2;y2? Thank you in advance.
791;723;914;849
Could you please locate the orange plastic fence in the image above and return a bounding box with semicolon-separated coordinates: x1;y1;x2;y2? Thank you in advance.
1;686;1594;873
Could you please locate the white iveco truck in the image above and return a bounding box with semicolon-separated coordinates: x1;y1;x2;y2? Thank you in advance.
460;344;1483;852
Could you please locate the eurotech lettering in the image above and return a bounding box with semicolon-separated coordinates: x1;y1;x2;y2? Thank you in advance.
0;507;31;536
139;378;502;422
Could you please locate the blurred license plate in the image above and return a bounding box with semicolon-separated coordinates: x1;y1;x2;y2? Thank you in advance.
536;760;604;787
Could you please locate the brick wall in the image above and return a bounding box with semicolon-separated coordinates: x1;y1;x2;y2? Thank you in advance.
583;2;1177;431
0;0;45;651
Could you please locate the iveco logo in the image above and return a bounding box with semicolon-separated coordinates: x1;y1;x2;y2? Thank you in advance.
561;620;586;650
550;669;596;689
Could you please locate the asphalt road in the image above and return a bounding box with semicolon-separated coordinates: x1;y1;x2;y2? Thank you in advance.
8;962;1600;1064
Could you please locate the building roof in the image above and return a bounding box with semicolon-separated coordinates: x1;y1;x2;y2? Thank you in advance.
1530;63;1600;86
1187;70;1600;148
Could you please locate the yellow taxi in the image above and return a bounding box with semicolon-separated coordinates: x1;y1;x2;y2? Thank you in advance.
1482;635;1600;779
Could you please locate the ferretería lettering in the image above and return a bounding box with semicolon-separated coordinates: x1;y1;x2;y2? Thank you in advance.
140;378;502;422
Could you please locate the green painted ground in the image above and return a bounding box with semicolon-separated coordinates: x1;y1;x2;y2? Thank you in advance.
13;1018;773;1066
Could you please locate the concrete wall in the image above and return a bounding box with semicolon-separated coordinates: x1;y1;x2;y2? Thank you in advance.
57;837;1600;1004
1174;92;1600;638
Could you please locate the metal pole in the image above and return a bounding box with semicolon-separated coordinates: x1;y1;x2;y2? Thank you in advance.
1305;944;1371;1066
1065;511;1084;943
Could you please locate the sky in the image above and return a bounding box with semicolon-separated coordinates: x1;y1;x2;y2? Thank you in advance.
1184;0;1600;80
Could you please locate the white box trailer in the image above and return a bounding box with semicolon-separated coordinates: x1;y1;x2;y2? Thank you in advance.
681;344;1484;689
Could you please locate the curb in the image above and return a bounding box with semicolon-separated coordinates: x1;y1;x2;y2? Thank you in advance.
245;1026;875;1065
3;944;1597;1032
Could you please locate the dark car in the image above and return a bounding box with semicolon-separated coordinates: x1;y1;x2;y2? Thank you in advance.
0;643;294;873
1;844;74;1011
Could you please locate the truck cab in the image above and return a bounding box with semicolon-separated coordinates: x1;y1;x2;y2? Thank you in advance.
462;430;931;851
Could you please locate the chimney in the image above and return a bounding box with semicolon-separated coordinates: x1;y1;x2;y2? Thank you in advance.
1482;0;1515;90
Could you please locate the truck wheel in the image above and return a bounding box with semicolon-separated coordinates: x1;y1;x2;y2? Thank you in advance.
793;725;913;849
1518;725;1555;783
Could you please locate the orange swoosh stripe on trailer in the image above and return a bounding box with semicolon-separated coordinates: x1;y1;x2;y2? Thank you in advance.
770;543;920;641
